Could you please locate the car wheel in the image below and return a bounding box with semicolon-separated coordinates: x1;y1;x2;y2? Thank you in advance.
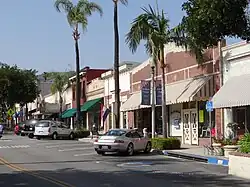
96;151;105;155
52;132;57;140
144;142;152;153
21;133;25;136
69;133;75;140
126;143;134;156
28;133;34;139
37;136;41;140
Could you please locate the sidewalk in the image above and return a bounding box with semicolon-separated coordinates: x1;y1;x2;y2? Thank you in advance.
163;144;229;166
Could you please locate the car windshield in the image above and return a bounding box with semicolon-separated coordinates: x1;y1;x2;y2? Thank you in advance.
105;130;126;136
35;121;50;127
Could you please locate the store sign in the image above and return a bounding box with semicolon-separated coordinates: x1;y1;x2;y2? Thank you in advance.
141;80;151;105
155;80;162;105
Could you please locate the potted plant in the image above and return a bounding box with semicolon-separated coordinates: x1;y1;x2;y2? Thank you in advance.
212;137;223;147
223;138;239;157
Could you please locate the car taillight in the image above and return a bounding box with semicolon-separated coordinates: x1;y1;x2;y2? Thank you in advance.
48;128;51;133
114;140;124;143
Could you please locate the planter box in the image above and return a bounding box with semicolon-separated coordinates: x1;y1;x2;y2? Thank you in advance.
229;152;250;179
223;145;239;157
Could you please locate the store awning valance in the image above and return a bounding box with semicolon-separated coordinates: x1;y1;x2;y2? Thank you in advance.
212;74;250;108
61;108;76;118
171;75;213;104
81;98;102;112
120;92;150;112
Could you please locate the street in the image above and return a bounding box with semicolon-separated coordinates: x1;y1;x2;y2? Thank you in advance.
0;135;250;187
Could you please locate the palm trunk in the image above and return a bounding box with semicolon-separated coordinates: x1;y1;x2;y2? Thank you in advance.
59;95;63;120
25;103;28;120
113;2;120;128
74;26;81;129
160;47;167;138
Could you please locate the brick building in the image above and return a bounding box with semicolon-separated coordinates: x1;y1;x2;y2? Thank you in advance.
121;43;223;146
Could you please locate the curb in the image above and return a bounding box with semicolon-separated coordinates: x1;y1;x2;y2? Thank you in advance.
163;150;229;166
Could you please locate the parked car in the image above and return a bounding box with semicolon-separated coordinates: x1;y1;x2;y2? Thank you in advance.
21;119;40;138
93;129;152;156
34;120;74;140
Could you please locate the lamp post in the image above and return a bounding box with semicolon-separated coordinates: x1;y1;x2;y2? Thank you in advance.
150;57;156;138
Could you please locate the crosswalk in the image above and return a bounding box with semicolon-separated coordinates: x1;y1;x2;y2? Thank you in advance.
0;145;30;149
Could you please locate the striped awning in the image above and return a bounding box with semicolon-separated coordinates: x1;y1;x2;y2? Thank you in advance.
212;74;250;108
166;75;213;104
120;92;150;112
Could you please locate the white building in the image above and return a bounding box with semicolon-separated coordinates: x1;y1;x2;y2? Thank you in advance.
212;41;250;137
101;62;140;130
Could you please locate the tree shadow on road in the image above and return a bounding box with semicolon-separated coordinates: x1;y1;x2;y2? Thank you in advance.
1;167;250;187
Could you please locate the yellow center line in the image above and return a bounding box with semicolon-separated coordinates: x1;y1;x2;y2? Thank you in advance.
0;157;75;187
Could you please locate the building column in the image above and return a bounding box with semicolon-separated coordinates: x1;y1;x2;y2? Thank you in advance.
86;113;89;130
224;108;233;138
70;117;73;129
120;111;124;129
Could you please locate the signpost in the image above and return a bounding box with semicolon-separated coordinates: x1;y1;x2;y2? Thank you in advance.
206;100;213;146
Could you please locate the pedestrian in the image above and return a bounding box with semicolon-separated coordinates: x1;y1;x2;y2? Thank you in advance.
0;124;3;138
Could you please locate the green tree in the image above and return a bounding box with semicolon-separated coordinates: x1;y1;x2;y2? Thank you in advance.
112;0;128;128
126;5;184;138
175;0;250;62
54;0;103;127
50;73;70;118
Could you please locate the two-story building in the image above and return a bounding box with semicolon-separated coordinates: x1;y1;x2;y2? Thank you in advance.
84;77;105;131
212;41;250;138
121;43;223;146
102;62;140;131
61;66;108;128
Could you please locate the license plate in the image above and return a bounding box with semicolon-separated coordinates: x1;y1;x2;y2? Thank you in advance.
39;131;43;133
102;146;108;149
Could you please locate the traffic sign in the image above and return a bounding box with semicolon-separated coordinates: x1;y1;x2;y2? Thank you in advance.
206;101;213;112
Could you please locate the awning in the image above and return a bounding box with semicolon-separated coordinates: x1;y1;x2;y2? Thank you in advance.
172;75;212;104
61;108;76;118
81;98;102;112
212;74;250;108
120;92;150;112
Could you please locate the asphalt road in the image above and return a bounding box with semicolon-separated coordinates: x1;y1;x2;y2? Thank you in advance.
1;135;250;187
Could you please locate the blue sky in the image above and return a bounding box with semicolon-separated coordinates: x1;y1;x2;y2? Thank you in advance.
0;0;240;73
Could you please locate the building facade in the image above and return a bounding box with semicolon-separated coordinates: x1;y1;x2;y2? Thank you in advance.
102;62;140;131
212;41;250;138
121;43;223;146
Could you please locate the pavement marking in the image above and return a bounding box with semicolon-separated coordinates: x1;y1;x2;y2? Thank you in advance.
46;143;86;148
0;145;30;149
0;139;12;142
36;142;80;146
0;157;75;187
58;147;93;152
74;152;97;157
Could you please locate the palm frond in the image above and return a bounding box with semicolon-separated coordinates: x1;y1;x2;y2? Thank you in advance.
77;0;103;17
54;0;73;13
119;0;128;6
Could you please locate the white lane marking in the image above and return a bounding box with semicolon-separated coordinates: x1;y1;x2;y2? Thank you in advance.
74;152;96;157
0;145;30;149
46;143;86;148
58;147;93;152
0;139;12;142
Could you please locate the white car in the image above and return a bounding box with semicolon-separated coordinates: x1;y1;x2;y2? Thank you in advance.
34;120;74;140
93;129;152;156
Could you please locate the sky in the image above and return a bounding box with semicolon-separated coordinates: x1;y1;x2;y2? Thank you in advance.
0;0;240;74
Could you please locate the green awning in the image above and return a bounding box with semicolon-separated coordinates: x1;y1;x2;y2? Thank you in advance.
81;98;102;112
61;108;76;118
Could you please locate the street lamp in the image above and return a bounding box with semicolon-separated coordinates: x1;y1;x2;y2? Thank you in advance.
150;56;156;138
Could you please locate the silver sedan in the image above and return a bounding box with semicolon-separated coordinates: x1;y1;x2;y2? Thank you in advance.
93;129;152;156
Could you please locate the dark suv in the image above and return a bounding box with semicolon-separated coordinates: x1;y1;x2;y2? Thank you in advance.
21;119;40;138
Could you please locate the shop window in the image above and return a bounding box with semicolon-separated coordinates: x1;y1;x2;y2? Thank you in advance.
233;107;250;136
183;101;196;109
198;101;215;138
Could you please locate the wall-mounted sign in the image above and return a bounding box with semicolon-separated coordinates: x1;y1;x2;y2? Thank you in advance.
170;111;181;130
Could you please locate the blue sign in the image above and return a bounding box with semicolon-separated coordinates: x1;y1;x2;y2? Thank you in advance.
156;80;162;105
141;80;151;105
206;101;213;112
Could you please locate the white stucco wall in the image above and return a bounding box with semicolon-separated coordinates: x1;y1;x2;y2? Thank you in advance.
222;41;250;136
86;77;104;101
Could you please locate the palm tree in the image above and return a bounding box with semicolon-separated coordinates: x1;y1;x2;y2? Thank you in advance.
112;0;128;128
54;0;103;128
126;5;179;138
50;73;70;118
